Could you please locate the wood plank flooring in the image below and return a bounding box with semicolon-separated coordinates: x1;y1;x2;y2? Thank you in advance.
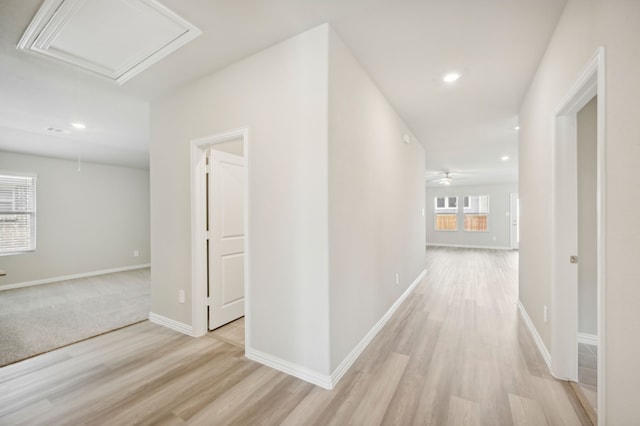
575;343;598;424
208;317;245;348
0;248;590;425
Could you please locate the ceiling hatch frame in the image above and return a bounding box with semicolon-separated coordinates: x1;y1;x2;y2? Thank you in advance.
17;0;202;84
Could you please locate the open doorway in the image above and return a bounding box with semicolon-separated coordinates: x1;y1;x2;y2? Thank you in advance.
576;96;598;420
190;128;250;347
577;97;598;418
510;193;519;250
551;48;605;422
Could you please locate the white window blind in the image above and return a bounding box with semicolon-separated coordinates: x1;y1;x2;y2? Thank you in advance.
0;173;36;255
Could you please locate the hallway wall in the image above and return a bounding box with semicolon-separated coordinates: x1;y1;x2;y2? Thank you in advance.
150;23;426;383
327;28;425;371
151;24;331;374
519;0;640;422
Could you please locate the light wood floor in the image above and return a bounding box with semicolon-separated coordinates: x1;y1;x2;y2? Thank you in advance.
0;248;590;425
209;317;245;348
576;343;597;422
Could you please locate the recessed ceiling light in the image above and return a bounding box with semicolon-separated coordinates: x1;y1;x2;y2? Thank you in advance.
71;122;86;130
514;125;520;130
442;72;461;83
501;155;510;161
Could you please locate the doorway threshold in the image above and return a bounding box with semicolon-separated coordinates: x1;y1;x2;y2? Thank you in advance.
569;381;597;426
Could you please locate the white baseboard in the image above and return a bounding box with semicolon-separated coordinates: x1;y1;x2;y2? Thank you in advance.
577;332;599;346
245;348;333;390
149;312;194;336
517;300;551;371
0;263;151;291
427;243;512;251
329;268;427;388
245;269;427;390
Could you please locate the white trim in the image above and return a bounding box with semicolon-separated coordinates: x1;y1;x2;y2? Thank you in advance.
245;348;333;390
330;269;427;388
17;0;201;84
517;300;552;372
550;47;606;420
190;128;250;342
0;170;38;178
0;263;151;291
434;196;458;210
595;47;607;426
426;243;511;251
0;171;37;256
245;269;426;390
149;312;194;336
577;333;599;347
510;193;519;250
16;0;61;50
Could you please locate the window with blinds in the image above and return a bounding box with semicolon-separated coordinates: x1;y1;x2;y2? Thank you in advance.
0;173;37;255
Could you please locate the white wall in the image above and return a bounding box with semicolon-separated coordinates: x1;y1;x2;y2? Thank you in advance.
151;25;331;374
327;29;426;371
519;0;640;422
211;138;243;156
519;0;595;361
0;151;150;287
425;183;517;249
577;97;597;336
151;24;427;382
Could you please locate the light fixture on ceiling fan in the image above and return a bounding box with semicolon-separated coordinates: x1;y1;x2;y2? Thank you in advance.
426;171;454;185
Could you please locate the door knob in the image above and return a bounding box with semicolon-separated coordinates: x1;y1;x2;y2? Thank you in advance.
570;255;578;264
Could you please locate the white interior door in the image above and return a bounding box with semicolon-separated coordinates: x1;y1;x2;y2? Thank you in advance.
208;149;245;330
510;193;519;250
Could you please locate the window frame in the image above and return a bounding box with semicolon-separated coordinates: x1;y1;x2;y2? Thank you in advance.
435;196;458;210
0;171;37;256
434;196;458;231
463;195;490;233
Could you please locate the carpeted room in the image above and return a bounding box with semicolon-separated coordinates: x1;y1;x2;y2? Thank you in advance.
0;269;149;366
0;152;151;366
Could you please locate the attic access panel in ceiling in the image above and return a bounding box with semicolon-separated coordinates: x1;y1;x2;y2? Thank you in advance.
17;0;201;84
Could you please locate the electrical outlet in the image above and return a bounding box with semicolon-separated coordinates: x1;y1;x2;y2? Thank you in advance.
543;305;548;323
396;273;399;285
179;290;185;304
133;249;139;257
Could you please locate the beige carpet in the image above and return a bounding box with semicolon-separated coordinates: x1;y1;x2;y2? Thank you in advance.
0;268;150;367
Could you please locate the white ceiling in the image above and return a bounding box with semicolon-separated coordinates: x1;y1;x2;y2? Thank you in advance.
0;0;566;181
17;0;202;84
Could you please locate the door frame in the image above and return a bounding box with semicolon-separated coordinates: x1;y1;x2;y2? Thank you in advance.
551;47;605;419
509;192;519;250
190;127;250;348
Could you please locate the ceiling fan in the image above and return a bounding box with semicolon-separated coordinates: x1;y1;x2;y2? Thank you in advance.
426;171;455;185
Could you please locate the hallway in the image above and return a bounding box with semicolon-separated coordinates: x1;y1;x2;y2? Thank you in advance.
0;248;589;424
